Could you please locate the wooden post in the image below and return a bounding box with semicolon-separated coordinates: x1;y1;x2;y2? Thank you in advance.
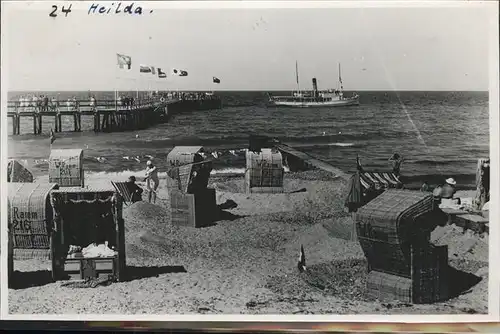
473;158;490;210
12;115;17;135
16;115;20;135
38;114;43;134
57;114;62;132
113;193;126;281
33;114;37;134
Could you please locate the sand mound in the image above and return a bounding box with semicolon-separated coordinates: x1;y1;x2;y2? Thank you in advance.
265;258;369;301
431;225;489;262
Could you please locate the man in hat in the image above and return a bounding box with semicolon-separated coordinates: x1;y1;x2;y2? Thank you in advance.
125;176;143;203
145;160;159;203
433;177;460;205
441;177;457;199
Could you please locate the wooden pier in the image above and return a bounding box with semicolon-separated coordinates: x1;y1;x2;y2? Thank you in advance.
276;142;349;179
7;96;222;135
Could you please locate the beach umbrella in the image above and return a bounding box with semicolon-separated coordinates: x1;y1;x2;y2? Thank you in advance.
345;171;363;212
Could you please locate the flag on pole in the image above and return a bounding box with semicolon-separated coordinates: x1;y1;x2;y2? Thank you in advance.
117;54;132;70
50;128;56;144
140;65;152;73
213;77;221;84
172;69;188;76
158;68;167;78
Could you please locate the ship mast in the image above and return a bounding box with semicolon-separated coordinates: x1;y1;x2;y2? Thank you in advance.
338;62;344;98
338;63;344;91
296;61;301;95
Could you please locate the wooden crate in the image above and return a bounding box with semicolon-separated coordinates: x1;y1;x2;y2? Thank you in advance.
49;149;85;187
170;188;216;228
454;214;489;234
63;256;118;280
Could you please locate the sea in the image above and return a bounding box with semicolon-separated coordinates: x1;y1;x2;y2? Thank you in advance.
7;90;489;190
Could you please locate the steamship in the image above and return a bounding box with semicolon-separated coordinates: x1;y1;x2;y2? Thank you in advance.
268;62;359;108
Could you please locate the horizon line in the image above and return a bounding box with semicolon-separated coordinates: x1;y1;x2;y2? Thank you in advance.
7;89;489;93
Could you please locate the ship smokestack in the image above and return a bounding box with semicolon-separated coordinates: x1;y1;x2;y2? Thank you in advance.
312;78;318;97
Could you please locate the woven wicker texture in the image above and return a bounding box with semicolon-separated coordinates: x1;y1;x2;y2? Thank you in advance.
52;186;115;193
245;148;284;193
167;146;203;167
166;146;212;194
7;159;34;183
366;270;412;302
354;190;434;277
8;182;59;249
49;149;84;187
13;248;51;260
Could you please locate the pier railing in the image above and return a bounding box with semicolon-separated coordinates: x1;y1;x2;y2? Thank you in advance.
7;94;222;135
6;98;167;114
7;94;221;114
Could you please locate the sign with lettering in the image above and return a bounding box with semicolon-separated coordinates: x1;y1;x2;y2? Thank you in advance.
11;207;37;232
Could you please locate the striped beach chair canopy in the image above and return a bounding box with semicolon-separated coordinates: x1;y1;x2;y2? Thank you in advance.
359;171;403;192
345;170;403;213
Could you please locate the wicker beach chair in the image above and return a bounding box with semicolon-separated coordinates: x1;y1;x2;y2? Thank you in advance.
354;189;449;304
111;181;133;205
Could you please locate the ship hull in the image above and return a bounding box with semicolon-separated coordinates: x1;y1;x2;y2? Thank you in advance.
269;97;359;108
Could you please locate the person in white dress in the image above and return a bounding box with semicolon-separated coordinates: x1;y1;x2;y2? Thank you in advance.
145;160;159;203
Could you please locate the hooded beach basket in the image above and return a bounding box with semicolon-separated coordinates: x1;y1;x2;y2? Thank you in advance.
8;182;59;274
354;189;449;304
49;186;126;281
7;159;34;183
166;146;212;194
245;148;284;194
166;146;216;228
49;149;84;187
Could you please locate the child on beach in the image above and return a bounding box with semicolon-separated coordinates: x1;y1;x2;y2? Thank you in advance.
145;160;159;203
389;153;404;176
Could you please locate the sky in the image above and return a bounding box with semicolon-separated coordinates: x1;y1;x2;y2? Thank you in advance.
2;1;495;91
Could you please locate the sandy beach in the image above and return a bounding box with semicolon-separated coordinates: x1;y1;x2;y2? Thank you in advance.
8;170;488;315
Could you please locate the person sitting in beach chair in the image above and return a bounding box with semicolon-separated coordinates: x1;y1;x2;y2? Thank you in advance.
433;177;460;205
126;176;143;203
420;181;430;192
111;176;143;204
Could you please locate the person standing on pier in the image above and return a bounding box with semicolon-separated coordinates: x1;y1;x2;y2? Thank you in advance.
145;160;159;204
66;98;72;112
42;95;49;112
90;95;97;111
18;96;24;113
51;96;58;111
